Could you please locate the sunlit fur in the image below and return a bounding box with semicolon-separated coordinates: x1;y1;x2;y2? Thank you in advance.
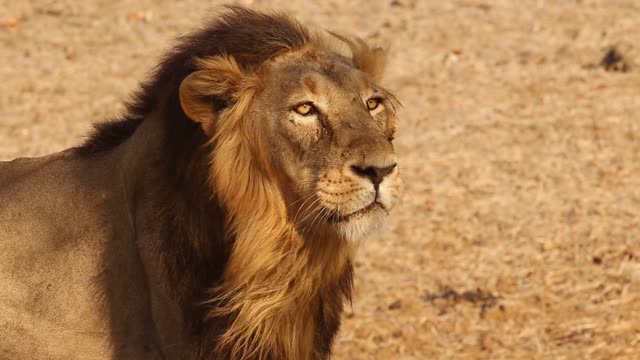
178;29;401;357
182;54;357;359
0;6;400;360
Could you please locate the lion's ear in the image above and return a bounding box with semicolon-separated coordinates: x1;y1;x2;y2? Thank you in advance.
359;46;386;82
179;55;256;135
329;32;386;81
179;70;219;134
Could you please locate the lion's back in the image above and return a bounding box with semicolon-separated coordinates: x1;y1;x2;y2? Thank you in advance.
0;151;122;358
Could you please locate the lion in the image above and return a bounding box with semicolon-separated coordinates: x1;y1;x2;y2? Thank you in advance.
0;6;401;360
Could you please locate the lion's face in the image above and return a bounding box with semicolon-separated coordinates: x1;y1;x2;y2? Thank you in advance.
254;52;401;241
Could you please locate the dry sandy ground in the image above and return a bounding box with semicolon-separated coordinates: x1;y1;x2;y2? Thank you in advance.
2;0;640;359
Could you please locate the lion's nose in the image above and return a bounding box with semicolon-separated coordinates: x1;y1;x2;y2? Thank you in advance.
351;163;397;188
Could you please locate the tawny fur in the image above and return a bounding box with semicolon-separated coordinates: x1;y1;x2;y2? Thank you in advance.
0;6;400;360
188;54;354;360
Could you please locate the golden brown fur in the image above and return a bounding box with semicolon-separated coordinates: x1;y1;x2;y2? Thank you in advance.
0;6;400;359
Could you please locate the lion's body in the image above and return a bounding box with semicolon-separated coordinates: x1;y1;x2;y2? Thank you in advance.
0;153;143;358
0;124;177;358
0;7;400;360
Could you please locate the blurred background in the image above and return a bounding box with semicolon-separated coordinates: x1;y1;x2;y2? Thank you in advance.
1;0;639;358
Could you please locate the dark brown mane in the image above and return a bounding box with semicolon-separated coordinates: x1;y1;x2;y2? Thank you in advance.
72;7;356;359
76;5;309;155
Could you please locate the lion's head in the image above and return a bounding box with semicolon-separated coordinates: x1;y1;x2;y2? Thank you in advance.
179;16;401;244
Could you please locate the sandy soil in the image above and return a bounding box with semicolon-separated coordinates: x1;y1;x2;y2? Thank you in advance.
2;0;640;358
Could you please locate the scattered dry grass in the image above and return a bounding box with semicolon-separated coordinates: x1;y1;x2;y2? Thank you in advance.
1;0;639;358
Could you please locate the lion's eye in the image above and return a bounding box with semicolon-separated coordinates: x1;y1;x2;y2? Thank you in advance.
366;98;381;111
293;103;316;116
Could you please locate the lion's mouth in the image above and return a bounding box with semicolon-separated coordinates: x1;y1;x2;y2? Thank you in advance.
329;201;385;223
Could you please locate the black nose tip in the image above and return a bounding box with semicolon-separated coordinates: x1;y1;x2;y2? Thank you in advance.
351;163;397;186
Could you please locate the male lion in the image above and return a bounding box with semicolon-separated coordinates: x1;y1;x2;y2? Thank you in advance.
0;7;400;360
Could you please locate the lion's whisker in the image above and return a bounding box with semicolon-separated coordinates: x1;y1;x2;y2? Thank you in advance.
292;195;314;225
301;199;328;234
294;196;323;229
300;197;323;225
307;204;327;233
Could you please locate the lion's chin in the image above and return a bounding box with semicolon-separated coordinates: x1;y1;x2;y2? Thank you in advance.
331;203;388;242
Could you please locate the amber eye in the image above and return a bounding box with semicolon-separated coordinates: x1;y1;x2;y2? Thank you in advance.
366;98;381;111
294;103;316;116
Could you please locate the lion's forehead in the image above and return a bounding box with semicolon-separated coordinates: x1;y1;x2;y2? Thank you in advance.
269;54;370;96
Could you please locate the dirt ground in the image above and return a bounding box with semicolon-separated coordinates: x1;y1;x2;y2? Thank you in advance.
2;0;640;359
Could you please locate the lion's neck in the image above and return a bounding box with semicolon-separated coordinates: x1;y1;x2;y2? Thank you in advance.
206;229;354;360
